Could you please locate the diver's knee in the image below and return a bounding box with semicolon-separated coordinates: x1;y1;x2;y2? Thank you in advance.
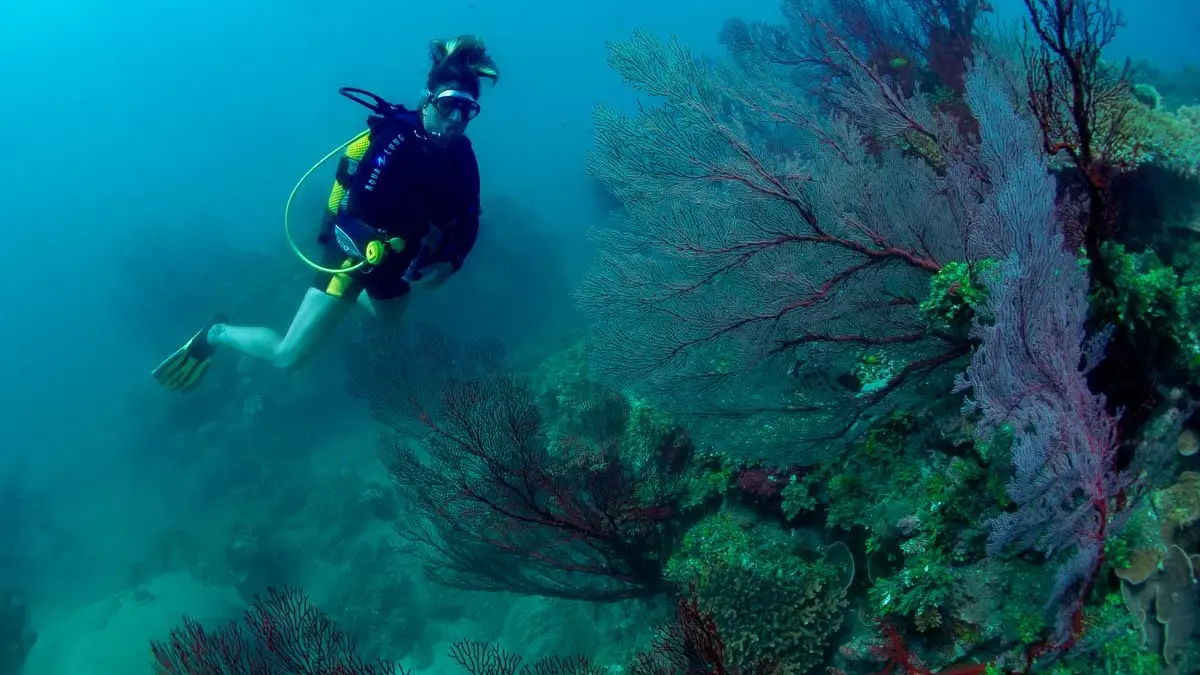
270;346;306;370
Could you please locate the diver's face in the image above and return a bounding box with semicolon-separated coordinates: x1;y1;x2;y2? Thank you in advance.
421;86;480;142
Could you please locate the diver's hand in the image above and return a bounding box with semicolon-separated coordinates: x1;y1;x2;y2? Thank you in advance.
408;261;455;290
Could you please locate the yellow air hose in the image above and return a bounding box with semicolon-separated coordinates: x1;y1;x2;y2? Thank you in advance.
283;130;371;274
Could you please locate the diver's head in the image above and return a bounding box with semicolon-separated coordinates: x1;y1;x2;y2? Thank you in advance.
420;35;499;142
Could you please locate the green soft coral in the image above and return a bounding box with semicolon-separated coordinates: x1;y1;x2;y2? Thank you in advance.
781;475;818;520
852;351;898;396
919;260;994;333
797;412;1005;630
868;543;956;622
1093;242;1200;377
679;448;736;510
865;476;970;627
665;510;759;582
1045;593;1162;675
816;413;923;531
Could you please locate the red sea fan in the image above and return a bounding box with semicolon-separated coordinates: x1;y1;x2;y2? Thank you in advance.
151;587;400;675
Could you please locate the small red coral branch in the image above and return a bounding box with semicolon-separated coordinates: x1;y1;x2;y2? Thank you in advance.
869;621;988;675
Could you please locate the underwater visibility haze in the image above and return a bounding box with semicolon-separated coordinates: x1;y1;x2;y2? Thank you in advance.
0;0;1199;674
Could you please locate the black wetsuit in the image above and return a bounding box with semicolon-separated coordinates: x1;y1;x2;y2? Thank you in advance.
313;106;481;301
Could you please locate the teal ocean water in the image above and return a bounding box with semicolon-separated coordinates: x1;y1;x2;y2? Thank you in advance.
0;0;1197;673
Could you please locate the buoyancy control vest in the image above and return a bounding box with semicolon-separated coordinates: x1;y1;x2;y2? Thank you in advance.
331;87;473;266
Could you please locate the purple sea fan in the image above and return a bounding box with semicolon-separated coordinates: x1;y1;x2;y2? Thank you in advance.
952;60;1130;648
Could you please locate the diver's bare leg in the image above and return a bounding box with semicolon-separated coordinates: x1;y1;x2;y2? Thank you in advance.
207;288;351;369
364;293;412;326
356;292;377;317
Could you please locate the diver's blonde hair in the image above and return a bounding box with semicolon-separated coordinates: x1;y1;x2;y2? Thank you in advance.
427;34;499;98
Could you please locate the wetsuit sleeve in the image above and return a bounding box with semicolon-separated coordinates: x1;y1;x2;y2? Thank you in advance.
438;145;481;271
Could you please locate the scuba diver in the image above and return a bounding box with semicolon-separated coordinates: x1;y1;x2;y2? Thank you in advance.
152;35;499;392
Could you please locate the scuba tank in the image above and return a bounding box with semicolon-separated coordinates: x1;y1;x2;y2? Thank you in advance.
329;87;431;267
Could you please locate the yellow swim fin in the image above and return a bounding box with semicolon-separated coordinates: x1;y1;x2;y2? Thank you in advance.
151;315;224;392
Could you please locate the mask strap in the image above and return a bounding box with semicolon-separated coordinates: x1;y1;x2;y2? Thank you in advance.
435;89;477;104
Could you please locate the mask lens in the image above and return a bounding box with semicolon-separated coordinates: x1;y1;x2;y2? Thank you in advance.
434;91;480;121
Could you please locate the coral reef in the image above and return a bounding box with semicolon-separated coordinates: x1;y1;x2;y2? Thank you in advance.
664;507;854;675
1122;104;1200;177
378;332;679;601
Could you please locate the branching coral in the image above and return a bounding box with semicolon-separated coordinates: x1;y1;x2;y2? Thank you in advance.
663;509;852;675
696;556;851;675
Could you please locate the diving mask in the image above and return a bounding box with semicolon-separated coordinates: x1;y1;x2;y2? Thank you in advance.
431;89;481;121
